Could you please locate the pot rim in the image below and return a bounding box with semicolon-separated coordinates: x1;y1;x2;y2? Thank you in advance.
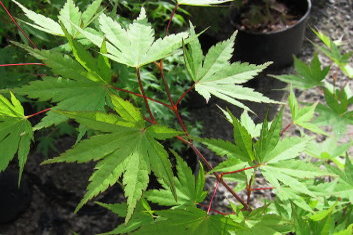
230;0;312;35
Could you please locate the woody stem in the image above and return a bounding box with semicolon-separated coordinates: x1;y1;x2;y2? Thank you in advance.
136;68;156;123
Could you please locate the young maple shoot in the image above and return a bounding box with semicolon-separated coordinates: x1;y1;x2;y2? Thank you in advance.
0;0;352;234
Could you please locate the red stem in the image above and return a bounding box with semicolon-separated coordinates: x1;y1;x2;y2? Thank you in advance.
221;164;261;176
0;1;38;49
163;6;250;211
26;108;51;118
246;176;253;205
250;187;274;191
159;61;175;106
0;63;45;67
176;136;251;211
165;4;179;35
136;68;156;123
157;63;189;134
197;203;235;216
207;180;219;214
280;123;292;136
176;83;195;106
109;85;172;109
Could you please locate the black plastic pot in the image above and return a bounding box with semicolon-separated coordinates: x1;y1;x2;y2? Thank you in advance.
231;0;312;69
0;169;32;224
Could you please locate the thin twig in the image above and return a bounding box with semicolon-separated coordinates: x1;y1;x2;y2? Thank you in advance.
197;203;235;216
176;136;251;211
157;62;189;134
221;164;261;176
26;108;51;119
176;83;195;106
0;63;45;67
280;122;292;136
0;1;38;49
250;187;274;191
136;68;156;123
207;180;219;214
159;61;175;106
165;4;179;35
246;176;253;205
109;85;173;109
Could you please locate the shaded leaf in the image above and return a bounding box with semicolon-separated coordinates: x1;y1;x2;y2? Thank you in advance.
145;152;206;206
0;93;33;183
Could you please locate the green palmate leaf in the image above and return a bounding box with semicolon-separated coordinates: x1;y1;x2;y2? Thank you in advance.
271;55;330;89
217;108;262;138
231;113;255;162
96;200;154;235
135;206;239;235
306;137;353;168
310;202;337;221
61;24;112;83
184;26;277;111
182;24;203;82
313;30;353;78
12;0;63;35
254;110;283;163
110;95;143;124
80;9;188;68
235;214;291;235
0;93;33;183
97;40;113;83
314;85;353;136
58;0;81;36
14;76;109;129
263;137;311;163
197;137;243;160
82;0;103;27
42;95;178;222
327;157;353;203
262;159;328;197
276;187;313;213
288;88;327;135
12;0;103;37
292;202;343;235
334;224;353;235
177;0;233;6
12;42;90;81
145;152;207;207
13;41;115;129
240;111;262;138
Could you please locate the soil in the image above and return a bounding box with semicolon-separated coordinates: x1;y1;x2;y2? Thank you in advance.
234;0;306;32
1;0;353;234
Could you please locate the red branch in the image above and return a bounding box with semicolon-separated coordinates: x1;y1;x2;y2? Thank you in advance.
176;136;251;211
26;108;51;118
109;85;172;109
0;1;38;49
0;63;46;67
246;176;253;205
221;164;261;177
165;4;179;35
207;180;219;214
163;6;250;211
197;203;235;216
250;187;274;191
176;83;195;106
136;68;155;123
280;123;292;136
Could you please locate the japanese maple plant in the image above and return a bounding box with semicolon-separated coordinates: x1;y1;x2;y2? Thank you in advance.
0;0;353;234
